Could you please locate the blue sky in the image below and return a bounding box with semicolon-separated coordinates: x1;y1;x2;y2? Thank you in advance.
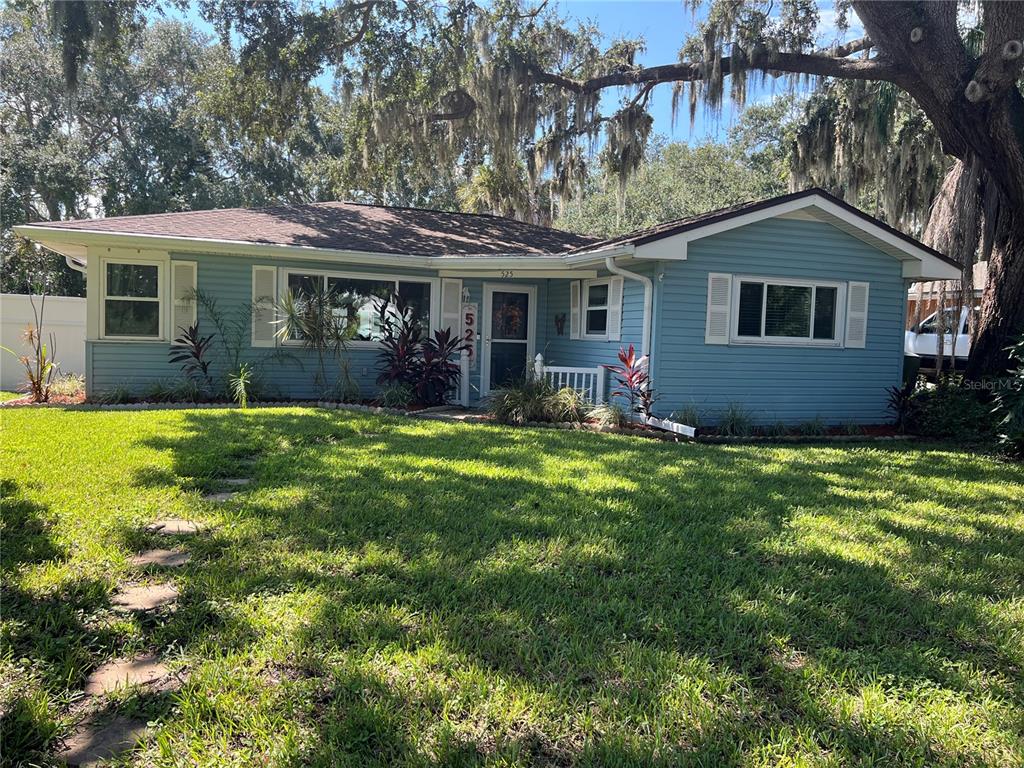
168;0;862;146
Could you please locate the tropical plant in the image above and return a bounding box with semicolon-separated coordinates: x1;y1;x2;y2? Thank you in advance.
416;328;467;406
487;378;591;426
887;381;920;434
229;364;254;409
334;358;361;403
589;403;627;429
603;345;655;419
379;383;415;409
1;294;59;402
275;282;354;396
376;294;424;389
907;378;996;441
674;402;702;429
992;336;1024;457
718;402;754;437
168;323;216;391
796;417;828;437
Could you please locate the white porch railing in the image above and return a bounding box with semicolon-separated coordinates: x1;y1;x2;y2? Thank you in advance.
533;353;606;403
455;349;471;407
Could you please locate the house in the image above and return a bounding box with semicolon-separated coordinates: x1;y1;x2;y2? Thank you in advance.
14;188;960;425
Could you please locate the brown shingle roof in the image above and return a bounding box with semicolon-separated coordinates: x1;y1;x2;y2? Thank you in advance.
39;201;596;256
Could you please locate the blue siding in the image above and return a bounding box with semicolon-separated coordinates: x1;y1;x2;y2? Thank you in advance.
651;217;906;425
89;253;436;400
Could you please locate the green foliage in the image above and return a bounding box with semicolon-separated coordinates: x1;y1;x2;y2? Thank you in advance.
763;420;790;438
275;283;355;396
907;379;996;441
796;417;828;437
229;364;254;409
718;402;754;437
674;402;703;428
993;337;1024;457
168;323;216;392
589;403;627;429
488;378;591;426
48;374;84;399
91;384;130;404
0;294;60;402
379;383;415;409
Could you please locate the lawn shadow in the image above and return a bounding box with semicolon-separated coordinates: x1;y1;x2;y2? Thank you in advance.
133;409;1024;765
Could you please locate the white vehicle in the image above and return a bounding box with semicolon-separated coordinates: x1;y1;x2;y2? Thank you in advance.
905;306;977;368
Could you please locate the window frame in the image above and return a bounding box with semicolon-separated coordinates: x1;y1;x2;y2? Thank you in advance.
729;275;846;348
581;277;611;341
277;268;439;348
99;257;166;341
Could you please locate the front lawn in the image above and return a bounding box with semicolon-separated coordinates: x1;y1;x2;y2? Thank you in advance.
2;408;1022;766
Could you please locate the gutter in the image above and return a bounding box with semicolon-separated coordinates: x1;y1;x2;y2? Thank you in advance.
64;255;87;274
604;255;653;359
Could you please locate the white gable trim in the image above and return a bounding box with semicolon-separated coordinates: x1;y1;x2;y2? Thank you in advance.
630;194;961;281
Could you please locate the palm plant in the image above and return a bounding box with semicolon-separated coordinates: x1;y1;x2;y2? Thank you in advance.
1;293;59;402
275;282;355;395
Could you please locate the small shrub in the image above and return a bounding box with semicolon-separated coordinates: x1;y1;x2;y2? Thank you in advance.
229;364;254;409
93;385;130;404
488;378;589;426
887;381;919;433
590;403;627;428
1;294;59;402
334;359;362;403
168;323;215;391
142;380;178;402
545;386;590;423
796;417;828;437
377;294;423;389
604;345;655;418
843;421;864;436
379;383;415;408
763;421;789;438
993;336;1024;457
718;402;753;437
908;379;996;440
416;327;466;406
49;373;84;398
674;402;702;428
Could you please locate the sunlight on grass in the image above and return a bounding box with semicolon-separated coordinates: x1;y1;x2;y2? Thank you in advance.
2;407;1022;766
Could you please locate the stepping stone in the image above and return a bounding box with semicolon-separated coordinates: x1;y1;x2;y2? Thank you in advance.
130;549;190;568
146;518;205;535
203;491;236;502
84;653;171;696
111;583;178;612
221;478;250;486
59;714;148;767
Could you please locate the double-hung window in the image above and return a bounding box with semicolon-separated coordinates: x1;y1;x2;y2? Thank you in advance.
102;260;163;339
282;270;433;343
732;277;844;346
583;279;610;338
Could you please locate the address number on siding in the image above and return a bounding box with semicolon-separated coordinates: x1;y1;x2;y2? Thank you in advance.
500;270;515;278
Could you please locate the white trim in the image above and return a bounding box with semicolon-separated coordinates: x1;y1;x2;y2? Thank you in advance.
276;266;440;348
99;256;167;342
569;280;581;340
581;277;612;340
170;260;197;342
480;283;537;397
728;275;847;348
251;265;278;347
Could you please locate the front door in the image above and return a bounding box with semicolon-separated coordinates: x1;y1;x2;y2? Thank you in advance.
482;284;536;394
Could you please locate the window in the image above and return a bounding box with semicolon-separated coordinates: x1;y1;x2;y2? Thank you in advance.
583;279;609;338
282;270;433;343
103;261;163;338
732;277;844;346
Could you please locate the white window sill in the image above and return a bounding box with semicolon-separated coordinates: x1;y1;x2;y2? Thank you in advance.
96;336;167;343
729;337;843;349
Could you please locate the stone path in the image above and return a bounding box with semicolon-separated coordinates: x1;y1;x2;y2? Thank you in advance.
111;583;179;612
130;548;190;568
61;469;253;765
146;518;205;535
59;715;149;767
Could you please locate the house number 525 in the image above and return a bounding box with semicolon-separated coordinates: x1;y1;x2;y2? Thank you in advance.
500;270;515;278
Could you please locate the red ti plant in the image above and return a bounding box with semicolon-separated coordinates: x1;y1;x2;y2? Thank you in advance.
603;344;656;419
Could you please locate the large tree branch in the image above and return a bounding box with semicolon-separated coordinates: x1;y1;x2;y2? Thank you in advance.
966;3;1024;104
524;37;900;95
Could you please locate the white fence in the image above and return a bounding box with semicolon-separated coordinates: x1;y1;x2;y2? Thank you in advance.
0;294;86;392
533;353;606;403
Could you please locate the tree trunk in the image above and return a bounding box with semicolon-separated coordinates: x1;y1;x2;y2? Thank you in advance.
968;214;1024;378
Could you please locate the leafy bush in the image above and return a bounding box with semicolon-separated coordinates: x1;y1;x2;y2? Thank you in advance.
377;295;466;406
93;385;130;404
589;403;627;428
168;323;215;391
674;402;702;428
842;421;864;436
718;402;753;437
993;336;1024;457
763;421;789;438
379;383;415;408
488;378;591;426
907;378;996;440
276;281;355;395
603;345;655;418
49;373;84;398
796;417;828;437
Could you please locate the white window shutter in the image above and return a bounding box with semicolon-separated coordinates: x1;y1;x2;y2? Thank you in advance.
845;281;870;348
440;278;462;335
170;260;197;343
705;273;732;345
607;276;624;341
251;265;277;347
569;280;581;339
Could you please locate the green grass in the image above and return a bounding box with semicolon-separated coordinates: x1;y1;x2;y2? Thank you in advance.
2;408;1023;767
0;391;22;402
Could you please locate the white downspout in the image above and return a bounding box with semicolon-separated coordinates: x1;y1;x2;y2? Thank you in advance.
604;255;653;359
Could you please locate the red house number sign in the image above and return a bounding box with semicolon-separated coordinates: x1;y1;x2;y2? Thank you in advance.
462;303;478;370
